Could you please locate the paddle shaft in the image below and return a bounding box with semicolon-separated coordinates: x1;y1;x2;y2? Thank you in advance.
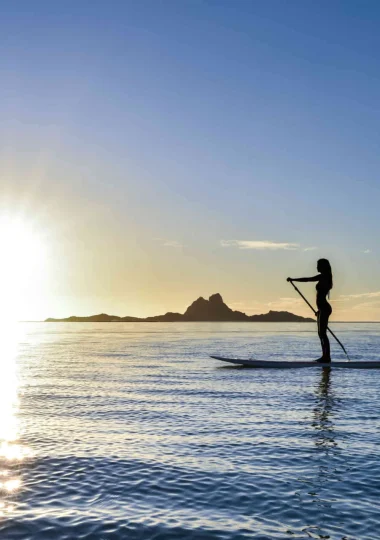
289;280;350;361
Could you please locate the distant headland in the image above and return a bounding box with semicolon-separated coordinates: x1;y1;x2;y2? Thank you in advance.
45;293;315;323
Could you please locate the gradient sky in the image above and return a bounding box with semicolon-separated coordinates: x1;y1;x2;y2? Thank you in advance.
1;0;380;321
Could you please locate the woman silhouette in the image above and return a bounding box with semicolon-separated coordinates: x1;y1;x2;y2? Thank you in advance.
287;259;333;363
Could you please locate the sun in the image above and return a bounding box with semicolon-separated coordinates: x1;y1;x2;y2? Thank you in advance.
0;215;47;322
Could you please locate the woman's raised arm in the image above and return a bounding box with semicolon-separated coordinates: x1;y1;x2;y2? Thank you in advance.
287;275;320;283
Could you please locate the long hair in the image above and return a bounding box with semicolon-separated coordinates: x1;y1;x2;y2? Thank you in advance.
318;258;333;291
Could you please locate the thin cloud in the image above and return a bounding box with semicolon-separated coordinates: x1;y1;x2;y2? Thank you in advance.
267;297;303;310
363;249;372;254
340;291;380;299
221;240;299;250
162;240;183;248
230;301;261;312
352;300;380;311
304;246;317;251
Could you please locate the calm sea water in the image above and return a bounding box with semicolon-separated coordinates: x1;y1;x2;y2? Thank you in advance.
1;322;380;540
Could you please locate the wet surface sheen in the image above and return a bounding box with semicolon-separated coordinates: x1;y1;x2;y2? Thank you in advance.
1;322;380;539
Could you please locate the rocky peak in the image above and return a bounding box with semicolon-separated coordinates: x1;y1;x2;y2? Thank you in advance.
209;293;224;305
183;293;243;321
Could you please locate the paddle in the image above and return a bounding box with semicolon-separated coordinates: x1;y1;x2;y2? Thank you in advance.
288;280;351;361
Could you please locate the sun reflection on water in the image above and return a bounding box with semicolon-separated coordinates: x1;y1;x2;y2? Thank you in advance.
0;322;33;511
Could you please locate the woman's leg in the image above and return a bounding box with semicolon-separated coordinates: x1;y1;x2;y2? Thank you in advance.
318;308;331;361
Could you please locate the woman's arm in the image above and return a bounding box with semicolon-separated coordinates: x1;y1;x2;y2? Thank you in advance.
287;275;320;283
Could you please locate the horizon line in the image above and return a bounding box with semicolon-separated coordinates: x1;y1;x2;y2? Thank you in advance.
18;320;380;324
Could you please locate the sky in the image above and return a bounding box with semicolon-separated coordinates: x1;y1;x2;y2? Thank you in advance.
1;0;380;321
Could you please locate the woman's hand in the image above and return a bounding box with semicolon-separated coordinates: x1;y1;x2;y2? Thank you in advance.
287;277;293;282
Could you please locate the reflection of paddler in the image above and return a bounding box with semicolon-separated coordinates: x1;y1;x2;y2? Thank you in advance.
312;368;337;451
288;259;333;363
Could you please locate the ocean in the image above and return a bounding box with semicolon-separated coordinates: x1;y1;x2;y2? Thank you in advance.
1;322;380;540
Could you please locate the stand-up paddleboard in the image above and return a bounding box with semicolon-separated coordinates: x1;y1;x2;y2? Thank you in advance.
210;356;380;369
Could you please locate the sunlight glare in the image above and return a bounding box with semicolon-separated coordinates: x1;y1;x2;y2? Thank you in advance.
1;479;21;493
0;215;47;322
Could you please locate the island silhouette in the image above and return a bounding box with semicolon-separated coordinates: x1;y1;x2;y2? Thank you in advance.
46;293;315;323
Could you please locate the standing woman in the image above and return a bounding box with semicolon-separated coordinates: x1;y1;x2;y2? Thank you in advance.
287;259;333;363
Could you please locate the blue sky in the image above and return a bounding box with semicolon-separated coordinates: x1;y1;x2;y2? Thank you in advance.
1;1;380;320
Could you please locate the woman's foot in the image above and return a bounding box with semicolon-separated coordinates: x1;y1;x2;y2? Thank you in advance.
314;356;331;363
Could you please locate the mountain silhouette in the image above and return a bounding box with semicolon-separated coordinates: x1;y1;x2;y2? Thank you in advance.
183;293;247;321
45;294;315;323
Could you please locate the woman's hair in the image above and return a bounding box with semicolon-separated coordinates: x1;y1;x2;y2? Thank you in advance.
318;258;333;291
